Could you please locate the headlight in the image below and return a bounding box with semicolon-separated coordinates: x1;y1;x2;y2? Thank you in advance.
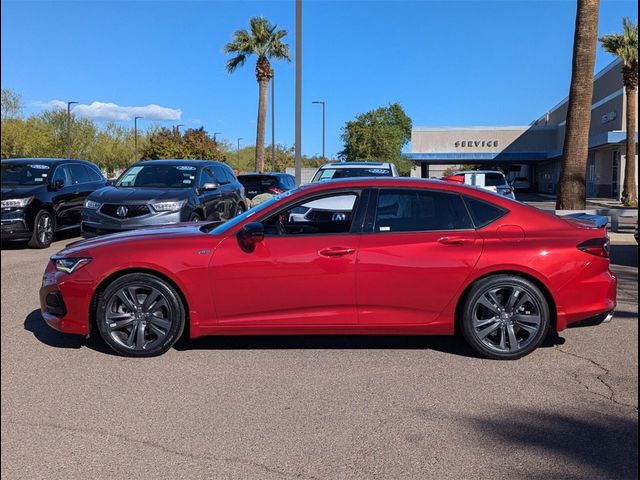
52;256;92;274
151;200;186;212
84;199;102;209
1;197;33;208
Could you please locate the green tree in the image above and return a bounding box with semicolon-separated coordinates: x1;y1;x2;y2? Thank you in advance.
224;17;291;173
140;126;226;161
1;88;23;120
556;0;601;210
600;17;638;206
339;103;413;174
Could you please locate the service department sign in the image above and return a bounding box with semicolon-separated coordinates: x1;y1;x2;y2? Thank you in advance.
454;140;499;148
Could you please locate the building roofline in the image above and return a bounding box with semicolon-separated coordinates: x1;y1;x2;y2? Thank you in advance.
413;125;535;132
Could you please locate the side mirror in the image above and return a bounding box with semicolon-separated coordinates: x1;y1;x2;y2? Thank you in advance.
201;182;219;191
237;222;264;253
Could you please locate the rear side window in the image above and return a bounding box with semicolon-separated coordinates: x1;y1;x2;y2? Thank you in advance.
212;165;230;184
84;165;104;182
464;197;507;228
374;189;474;232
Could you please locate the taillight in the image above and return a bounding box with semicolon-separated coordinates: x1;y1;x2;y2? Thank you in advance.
577;238;610;258
268;187;284;194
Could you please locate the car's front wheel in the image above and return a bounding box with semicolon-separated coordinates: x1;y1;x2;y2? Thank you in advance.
27;209;55;249
96;273;186;357
461;275;550;360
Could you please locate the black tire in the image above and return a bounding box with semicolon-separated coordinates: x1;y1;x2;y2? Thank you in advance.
96;273;186;357
235;203;246;217
460;275;550;360
27;209;55;249
189;212;202;222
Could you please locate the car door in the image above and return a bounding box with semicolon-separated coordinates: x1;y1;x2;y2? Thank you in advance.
49;164;79;228
213;164;235;219
356;188;483;325
66;164;97;225
198;166;224;220
209;190;366;326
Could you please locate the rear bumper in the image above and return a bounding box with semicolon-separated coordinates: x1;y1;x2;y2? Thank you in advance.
555;267;617;331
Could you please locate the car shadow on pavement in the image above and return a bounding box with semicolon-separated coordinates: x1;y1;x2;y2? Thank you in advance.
1;229;81;250
461;407;638;479
24;309;566;358
175;331;566;358
23;309;116;356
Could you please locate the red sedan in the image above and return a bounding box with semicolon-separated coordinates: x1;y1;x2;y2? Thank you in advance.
40;178;616;359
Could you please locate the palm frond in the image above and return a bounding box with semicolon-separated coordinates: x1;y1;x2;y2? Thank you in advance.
226;54;247;73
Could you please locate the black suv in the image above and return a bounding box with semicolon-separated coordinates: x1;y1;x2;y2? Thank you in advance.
81;159;246;237
237;172;296;199
1;158;108;248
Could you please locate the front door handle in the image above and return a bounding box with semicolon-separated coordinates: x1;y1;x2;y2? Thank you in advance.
437;236;471;246
319;247;356;257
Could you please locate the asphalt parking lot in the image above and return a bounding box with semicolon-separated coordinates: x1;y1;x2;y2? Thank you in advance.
1;230;637;479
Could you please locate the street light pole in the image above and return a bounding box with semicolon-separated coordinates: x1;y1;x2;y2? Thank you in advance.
66;101;79;159
175;124;184;134
312;101;326;161
134;116;144;161
213;132;222;145
294;0;302;184
271;70;276;172
236;138;243;172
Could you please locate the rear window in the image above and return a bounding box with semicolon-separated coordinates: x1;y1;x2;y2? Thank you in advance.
464;197;507;228
238;176;279;188
484;173;508;187
312;167;391;182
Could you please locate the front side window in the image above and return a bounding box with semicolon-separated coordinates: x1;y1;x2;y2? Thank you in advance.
116;165;197;188
374;189;473;232
69;164;90;184
263;192;359;235
51;165;73;187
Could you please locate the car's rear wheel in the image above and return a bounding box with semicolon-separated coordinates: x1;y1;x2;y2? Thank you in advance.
96;273;186;357
189;212;202;222
461;275;550;360
27;209;54;249
235;203;246;217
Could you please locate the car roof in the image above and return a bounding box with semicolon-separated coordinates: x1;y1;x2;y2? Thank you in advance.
135;159;225;167
455;170;506;175
319;162;392;169
238;172;293;177
1;157;95;166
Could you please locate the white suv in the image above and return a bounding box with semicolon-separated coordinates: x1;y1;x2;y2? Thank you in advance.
311;162;399;182
450;170;516;199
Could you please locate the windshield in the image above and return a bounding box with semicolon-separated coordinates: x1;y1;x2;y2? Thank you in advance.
312;167;391;182
1;163;51;186
209;189;300;235
116;164;198;188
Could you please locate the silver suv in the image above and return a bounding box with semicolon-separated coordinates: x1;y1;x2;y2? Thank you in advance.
311;162;399;182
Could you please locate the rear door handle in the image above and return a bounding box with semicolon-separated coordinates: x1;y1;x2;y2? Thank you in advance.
437;236;471;246
319;247;356;257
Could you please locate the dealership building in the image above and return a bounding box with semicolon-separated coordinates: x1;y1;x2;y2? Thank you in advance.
407;59;638;199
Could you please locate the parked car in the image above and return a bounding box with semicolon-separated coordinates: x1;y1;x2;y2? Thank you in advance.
311;162;399;182
237;172;296;199
42;177;616;359
81;159;246;237
1;158;108;248
443;170;516;199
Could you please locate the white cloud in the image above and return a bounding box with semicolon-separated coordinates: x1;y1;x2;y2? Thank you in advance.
33;100;182;122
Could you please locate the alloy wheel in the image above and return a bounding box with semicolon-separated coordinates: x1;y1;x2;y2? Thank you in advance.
37;213;53;245
104;284;173;352
471;284;543;354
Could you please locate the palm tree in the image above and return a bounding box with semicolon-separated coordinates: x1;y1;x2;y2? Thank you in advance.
557;0;601;210
224;17;290;173
600;18;638;206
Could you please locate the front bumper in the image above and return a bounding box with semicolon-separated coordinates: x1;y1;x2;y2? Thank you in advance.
40;260;92;335
81;209;183;237
1;217;31;240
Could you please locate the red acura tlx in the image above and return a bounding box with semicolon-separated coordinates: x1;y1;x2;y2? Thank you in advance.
40;178;617;359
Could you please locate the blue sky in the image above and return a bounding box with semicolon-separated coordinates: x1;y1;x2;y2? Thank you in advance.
1;0;637;158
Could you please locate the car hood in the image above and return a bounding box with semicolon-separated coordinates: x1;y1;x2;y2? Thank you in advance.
1;185;46;199
59;221;223;256
88;186;191;203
